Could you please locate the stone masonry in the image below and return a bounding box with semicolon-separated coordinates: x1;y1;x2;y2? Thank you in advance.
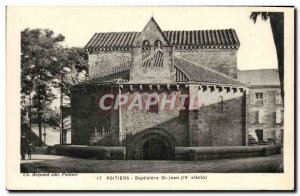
71;17;247;160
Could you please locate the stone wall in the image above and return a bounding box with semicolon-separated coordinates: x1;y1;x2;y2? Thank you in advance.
120;86;189;147
174;49;238;78
188;85;246;146
88;50;131;78
130;46;175;83
71;85;120;145
71;84;247;148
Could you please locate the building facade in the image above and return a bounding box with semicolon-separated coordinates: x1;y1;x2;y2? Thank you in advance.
71;18;248;160
238;69;284;146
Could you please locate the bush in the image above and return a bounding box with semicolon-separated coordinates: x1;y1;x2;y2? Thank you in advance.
54;145;125;160
175;145;279;161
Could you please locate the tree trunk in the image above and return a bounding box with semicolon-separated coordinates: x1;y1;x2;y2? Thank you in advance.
269;13;284;104
37;110;43;147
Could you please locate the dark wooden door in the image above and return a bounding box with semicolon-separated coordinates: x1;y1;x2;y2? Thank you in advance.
143;138;167;160
255;129;264;142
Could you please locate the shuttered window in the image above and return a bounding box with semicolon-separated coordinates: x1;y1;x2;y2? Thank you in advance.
254;111;259;124
276;109;281;124
254;93;263;105
276;92;283;104
254;110;263;124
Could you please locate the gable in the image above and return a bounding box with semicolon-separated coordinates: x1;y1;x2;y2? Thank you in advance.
130;17;174;83
132;17;170;47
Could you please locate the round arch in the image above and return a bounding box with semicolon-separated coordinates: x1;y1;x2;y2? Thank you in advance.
126;128;177;160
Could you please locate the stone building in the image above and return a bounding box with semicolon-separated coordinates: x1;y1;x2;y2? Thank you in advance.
71;17;248;160
238;69;284;146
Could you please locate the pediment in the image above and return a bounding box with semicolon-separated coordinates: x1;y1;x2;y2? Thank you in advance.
132;17;170;47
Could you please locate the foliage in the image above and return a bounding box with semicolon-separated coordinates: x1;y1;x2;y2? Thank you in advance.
250;12;284;103
89;128;104;145
53;47;88;97
21;28;88;146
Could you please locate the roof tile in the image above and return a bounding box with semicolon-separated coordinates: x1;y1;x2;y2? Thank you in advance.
78;57;244;87
85;29;240;51
174;57;245;86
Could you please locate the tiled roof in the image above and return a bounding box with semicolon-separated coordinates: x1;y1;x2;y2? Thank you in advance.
237;69;280;86
85;29;240;51
174;57;245;86
81;64;130;85
78;57;244;87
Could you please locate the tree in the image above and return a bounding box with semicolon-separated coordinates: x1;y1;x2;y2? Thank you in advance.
21;29;89;146
250;12;284;103
53;47;88;144
21;28;65;146
53;47;88;98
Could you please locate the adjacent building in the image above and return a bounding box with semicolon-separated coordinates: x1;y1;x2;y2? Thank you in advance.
238;69;284;146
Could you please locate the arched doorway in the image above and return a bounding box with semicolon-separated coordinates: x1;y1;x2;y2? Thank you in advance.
143;137;168;160
126;128;176;160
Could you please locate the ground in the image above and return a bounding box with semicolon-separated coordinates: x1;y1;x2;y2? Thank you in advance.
21;154;283;173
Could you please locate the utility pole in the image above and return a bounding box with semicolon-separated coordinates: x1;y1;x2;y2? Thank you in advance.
43;123;46;144
29;94;32;142
60;72;64;145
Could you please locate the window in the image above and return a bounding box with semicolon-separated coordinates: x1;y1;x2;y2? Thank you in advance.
255;129;264;142
254;111;259;124
276;109;284;124
154;40;163;50
142;40;150;50
280;129;284;146
153;40;164;67
255;93;263;105
276;92;283;104
218;96;224;114
254;110;263;124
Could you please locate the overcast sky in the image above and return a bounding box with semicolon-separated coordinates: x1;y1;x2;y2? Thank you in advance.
13;7;278;70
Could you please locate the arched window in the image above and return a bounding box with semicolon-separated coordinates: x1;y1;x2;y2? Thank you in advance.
218;96;224;114
142;40;150;50
154;40;163;50
153;40;164;67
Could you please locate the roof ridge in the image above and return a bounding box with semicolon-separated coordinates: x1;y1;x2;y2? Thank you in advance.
92;29;238;34
95;31;140;34
174;56;245;85
163;28;237;32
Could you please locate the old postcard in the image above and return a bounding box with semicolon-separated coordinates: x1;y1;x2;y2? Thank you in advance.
6;6;294;191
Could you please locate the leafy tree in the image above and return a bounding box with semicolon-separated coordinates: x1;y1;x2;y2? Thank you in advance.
53;47;88;98
21;28;65;146
250;12;284;103
21;29;88;146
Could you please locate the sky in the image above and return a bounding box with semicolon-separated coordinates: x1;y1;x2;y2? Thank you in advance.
12;6;278;70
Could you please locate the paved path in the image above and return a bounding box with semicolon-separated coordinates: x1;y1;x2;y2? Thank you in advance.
21;154;283;173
